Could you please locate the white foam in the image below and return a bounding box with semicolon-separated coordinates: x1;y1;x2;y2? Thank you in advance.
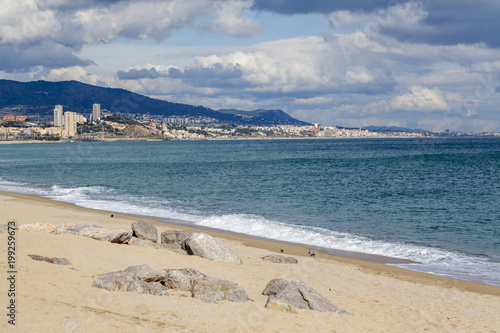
1;179;499;286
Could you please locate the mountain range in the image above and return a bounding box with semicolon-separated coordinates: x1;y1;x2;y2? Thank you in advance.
0;79;309;126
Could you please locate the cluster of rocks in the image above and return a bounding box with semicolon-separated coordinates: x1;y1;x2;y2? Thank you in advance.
19;220;351;314
92;265;248;302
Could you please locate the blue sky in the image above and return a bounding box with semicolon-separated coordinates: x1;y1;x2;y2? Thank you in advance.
1;0;500;132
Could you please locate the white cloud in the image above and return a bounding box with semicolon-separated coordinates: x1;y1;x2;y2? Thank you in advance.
40;66;110;86
328;2;427;30
201;0;261;38
391;86;449;112
0;1;61;44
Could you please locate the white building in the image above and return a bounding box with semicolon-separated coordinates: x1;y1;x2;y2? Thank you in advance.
93;103;101;121
54;105;63;127
64;112;77;137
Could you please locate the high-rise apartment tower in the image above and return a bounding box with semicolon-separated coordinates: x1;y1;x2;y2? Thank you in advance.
93;103;101;121
54;105;63;126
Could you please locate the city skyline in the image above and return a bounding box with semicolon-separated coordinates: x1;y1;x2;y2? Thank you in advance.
1;1;500;132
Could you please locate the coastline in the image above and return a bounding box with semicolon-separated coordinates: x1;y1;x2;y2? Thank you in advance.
3;190;500;296
1;190;500;332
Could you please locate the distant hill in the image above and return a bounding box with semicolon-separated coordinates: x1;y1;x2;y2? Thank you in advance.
0;79;308;125
217;108;309;125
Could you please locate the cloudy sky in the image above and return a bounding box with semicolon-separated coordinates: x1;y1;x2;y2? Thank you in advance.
1;0;500;132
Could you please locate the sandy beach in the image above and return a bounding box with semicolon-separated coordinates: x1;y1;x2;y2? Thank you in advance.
1;191;499;332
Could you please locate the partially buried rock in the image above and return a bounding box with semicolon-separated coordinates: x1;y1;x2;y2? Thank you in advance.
131;219;158;243
78;226;132;244
164;268;248;303
127;280;170;296
182;233;243;265
91;265;246;302
262;279;352;314
261;254;298;264
161;230;194;245
28;254;71;265
92;265;169;296
92;271;132;292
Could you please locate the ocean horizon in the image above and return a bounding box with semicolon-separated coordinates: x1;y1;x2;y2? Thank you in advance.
1;137;499;286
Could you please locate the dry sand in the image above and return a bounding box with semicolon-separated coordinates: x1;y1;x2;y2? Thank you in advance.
1;191;499;332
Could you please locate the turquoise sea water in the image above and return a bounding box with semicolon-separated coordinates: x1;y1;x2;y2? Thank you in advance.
1;138;499;286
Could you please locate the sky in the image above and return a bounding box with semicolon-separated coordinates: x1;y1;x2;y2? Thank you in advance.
1;0;500;132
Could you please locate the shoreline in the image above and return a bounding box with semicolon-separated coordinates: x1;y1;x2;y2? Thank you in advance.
2;188;500;332
2;189;499;297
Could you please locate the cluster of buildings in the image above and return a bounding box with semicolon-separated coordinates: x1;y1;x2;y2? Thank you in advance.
53;104;102;137
1;103;499;141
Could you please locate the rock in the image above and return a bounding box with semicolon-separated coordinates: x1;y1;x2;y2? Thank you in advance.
262;279;291;296
78;227;132;244
133;269;167;282
28;254;71;265
92;271;132;292
261;255;298;264
164;268;207;291
182;233;243;265
262;279;351;314
192;277;248;303
265;296;297;313
160;230;194;245
19;223;132;244
164;268;248;303
127;280;170;296
131;219;158;243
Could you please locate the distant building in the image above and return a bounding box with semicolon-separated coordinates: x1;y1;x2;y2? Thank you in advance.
93;104;101;121
64;111;77;137
54;105;64;127
75;113;86;124
16;115;27;121
3;115;15;120
162;122;167;132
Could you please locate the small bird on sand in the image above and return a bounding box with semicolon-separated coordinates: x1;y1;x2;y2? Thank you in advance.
308;249;316;257
280;249;284;253
110;214;114;218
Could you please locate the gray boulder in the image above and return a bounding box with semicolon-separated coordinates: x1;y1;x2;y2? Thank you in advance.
131;220;158;243
92;271;132;292
161;230;194;245
28;254;71;265
261;255;298;264
265;296;297;313
78;226;132;244
262;279;351;314
182;233;243;265
164;268;248;303
164;268;207;291
127;280;170;296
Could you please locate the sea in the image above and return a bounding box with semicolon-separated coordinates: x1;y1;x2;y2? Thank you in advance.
1;137;499;286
